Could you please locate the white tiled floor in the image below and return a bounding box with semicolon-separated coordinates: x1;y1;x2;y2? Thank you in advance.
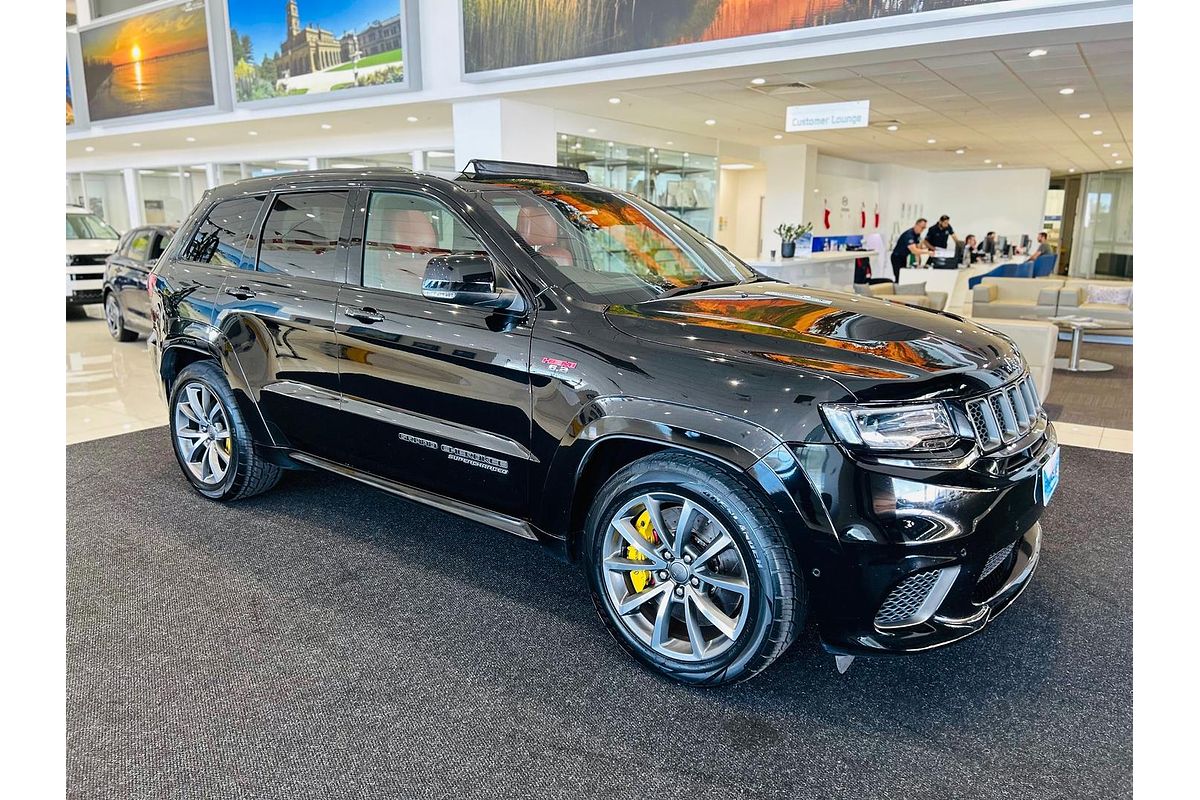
66;308;166;445
64;309;1134;453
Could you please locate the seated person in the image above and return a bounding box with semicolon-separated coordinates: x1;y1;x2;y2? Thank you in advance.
1024;231;1055;263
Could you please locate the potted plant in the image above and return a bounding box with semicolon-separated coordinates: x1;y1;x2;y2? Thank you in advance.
774;222;813;259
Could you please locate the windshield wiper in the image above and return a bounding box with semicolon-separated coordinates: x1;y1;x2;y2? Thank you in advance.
652;280;740;300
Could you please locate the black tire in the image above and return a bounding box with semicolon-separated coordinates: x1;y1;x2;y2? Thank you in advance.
583;451;804;686
168;361;282;501
104;292;138;342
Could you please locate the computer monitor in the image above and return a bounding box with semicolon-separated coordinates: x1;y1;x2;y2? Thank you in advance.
996;235;1008;255
1020;234;1031;251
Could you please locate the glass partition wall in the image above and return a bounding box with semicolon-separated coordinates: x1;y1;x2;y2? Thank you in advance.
1070;170;1133;280
65;170;131;233
558;134;718;235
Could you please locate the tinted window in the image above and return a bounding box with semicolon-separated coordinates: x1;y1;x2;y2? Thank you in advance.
128;231;151;262
258;192;349;281
149;232;172;261
362;192;485;295
181;196;265;267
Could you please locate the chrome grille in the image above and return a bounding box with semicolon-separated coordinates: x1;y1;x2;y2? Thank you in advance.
964;375;1043;453
875;570;940;627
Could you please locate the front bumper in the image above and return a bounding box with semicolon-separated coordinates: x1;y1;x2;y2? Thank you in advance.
789;423;1056;656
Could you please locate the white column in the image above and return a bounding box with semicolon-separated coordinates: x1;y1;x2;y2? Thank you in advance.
204;163;219;189
307;156;320;170
451;99;557;171
122;168;143;229
760;144;819;259
410;150;426;172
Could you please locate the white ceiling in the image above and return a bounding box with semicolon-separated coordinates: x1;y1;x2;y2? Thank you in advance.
521;34;1132;174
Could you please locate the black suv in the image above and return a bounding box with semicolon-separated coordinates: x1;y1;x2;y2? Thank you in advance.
148;161;1058;685
103;224;176;341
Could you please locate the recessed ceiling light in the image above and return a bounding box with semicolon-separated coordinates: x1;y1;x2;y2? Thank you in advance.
705;119;717;126
750;77;766;85
886;124;899;131
320;123;332;130
185;136;196;142
1078;113;1091;119
84;146;94;152
984;158;993;164
955;148;965;155
248;130;258;136
1068;168;1076;172
927;138;937;144
1028;49;1048;57
1058;87;1075;95
1111;152;1119;157
1092;130;1103;135
560;134;568;140
773;134;783;140
586;127;597;133
608;97;621;104
406;116;419;123
131;142;141;147
665;141;674;145
1102;143;1111;148
997;163;1004;168
1115;160;1124;165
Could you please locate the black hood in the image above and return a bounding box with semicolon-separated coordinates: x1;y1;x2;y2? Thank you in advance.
605;282;1026;402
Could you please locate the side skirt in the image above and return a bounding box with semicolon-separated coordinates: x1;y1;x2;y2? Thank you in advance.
289;451;541;542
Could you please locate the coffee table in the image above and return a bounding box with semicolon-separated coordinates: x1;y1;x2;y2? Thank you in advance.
1046;315;1131;372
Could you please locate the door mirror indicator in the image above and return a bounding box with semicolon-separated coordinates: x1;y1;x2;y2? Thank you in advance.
422;254;519;311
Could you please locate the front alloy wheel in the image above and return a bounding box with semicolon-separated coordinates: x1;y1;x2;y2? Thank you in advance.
601;492;750;662
585;452;803;686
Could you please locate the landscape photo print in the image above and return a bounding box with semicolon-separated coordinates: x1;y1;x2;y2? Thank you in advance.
228;0;407;103
79;0;215;122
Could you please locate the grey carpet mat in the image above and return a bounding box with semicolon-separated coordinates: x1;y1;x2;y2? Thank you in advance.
1044;340;1133;429
67;428;1131;799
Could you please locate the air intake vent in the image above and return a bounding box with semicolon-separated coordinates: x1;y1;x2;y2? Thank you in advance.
749;81;816;96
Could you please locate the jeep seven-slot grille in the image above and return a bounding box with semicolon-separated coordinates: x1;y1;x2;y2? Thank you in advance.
964;375;1043;452
874;570;940;627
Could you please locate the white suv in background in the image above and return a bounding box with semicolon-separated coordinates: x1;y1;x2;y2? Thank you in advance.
66;206;121;309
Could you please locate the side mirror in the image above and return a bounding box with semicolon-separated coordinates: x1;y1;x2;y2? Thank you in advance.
422;253;518;310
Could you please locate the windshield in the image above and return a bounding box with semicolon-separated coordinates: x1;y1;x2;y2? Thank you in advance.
474;184;757;305
66;212;120;240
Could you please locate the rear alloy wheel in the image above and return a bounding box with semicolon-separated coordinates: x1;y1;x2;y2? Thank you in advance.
168;361;282;501
104;292;137;342
585;452;803;686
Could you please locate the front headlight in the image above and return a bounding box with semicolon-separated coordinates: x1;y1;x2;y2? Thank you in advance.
822;401;957;451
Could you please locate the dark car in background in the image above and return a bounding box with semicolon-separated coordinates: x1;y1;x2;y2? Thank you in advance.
145;161;1058;685
103;224;175;341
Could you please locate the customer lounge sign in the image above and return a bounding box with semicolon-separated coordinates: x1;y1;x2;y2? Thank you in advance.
785;100;870;133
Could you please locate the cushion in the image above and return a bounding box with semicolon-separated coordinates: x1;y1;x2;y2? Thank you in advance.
1085;284;1133;307
973;284;998;303
1037;288;1059;307
1058;288;1083;308
895;282;926;296
852;283;873;295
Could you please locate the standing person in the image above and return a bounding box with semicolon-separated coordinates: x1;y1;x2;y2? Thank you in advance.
924;215;960;268
890;218;931;282
1024;231;1055;263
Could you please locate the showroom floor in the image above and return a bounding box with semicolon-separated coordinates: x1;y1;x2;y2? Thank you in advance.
66;430;1131;799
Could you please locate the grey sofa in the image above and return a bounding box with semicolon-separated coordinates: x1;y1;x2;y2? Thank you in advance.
971;277;1133;328
854;281;948;311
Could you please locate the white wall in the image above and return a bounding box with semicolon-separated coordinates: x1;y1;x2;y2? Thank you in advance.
924;168;1051;243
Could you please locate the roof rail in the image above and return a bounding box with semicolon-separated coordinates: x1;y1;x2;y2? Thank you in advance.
460;159;589;184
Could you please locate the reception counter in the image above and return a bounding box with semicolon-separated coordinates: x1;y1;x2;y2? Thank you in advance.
747;250;864;291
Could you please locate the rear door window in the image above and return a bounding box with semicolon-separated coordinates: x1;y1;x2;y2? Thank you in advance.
258;191;350;282
128;231;151;262
180;196;266;267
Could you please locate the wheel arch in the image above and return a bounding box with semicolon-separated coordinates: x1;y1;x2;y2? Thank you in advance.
537;397;835;566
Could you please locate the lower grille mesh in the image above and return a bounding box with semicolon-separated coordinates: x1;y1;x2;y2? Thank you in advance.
975;543;1018;601
875;570;940;627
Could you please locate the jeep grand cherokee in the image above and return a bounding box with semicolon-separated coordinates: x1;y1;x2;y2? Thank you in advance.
147;160;1058;685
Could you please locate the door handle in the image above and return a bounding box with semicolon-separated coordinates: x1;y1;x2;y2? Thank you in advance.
225;286;256;300
345;307;385;324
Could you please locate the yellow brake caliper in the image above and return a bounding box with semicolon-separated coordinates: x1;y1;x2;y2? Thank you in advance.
629;510;659;592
